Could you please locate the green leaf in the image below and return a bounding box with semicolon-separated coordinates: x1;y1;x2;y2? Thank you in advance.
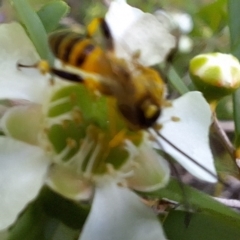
8;198;48;240
8;187;89;240
164;210;240;240
149;178;240;221
197;0;227;32
40;187;90;229
37;1;70;33
167;65;189;95
11;0;53;64
228;0;240;147
228;0;240;54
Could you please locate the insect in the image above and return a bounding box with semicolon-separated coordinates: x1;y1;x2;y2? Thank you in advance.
39;18;166;130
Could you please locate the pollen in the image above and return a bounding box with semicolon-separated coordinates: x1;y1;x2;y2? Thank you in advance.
38;60;51;75
62;120;70;129
43;127;50;134
163;101;172;108
66;138;77;148
171;116;181;122
109;130;126;148
69;92;78;104
72;108;82;124
45;143;53;153
153;123;163;131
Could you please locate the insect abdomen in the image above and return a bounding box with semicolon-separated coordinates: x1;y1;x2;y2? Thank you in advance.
48;31;111;75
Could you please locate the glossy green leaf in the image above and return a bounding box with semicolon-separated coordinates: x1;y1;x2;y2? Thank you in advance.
11;0;53;63
164;210;240;240
149;178;240;221
37;1;70;33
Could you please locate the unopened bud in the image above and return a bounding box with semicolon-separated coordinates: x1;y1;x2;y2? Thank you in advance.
189;53;240;102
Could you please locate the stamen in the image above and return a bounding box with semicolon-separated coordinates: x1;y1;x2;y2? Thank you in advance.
66;138;77;148
106;163;135;181
71;108;83;124
109;130;126;148
54;144;73;164
84;143;101;176
124;139;139;160
45;112;73;126
67;135;94;173
48;96;70;109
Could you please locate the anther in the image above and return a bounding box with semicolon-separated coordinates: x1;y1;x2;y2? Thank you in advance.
171;116;181;122
66;138;77;148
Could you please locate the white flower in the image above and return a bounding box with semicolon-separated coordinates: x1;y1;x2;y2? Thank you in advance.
0;2;216;238
105;0;176;66
0;22;169;240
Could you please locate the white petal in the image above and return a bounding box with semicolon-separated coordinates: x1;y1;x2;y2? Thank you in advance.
125;142;170;192
46;165;94;201
156;91;217;182
1;104;42;145
105;0;143;40
0;22;48;103
106;1;176;66
0;137;49;230
80;183;166;240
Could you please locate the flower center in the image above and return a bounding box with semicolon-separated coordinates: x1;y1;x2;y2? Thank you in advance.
41;83;143;180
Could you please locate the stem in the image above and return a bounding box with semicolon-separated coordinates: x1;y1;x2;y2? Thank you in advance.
212;113;235;160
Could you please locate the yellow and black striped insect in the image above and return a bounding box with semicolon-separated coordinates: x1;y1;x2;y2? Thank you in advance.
42;18;166;130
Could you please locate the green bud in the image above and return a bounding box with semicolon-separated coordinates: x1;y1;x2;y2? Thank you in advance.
189;53;240;102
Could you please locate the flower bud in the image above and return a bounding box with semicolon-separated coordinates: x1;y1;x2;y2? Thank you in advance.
189;53;240;102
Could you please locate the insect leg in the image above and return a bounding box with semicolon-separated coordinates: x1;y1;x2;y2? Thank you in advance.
50;68;83;83
18;62;84;83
